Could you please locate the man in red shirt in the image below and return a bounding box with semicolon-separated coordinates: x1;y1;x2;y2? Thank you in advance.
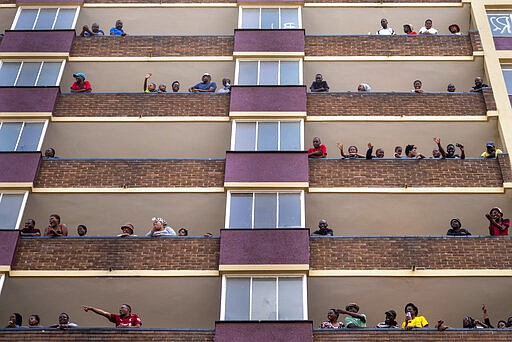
308;136;327;158
485;207;509;236
81;304;142;328
70;73;92;93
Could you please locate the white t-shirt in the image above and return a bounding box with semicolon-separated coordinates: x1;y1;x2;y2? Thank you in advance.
377;27;395;35
419;27;438;34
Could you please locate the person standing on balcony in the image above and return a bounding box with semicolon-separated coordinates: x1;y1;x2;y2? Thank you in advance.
189;73;217;92
82;304;142;328
446;218;471;236
402;303;428;329
70;73;92;93
480;141;502;158
337;303;367;328
110;20;127;36
44;214;68;237
470;77;489;92
146;217;176;237
312;219;333;236
308;137;327;158
377;18;395;35
485;207;509;236
310;74;329;92
20;219;41;236
418;19;438;35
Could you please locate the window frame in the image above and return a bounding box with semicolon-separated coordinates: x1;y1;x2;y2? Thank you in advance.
487;12;512;37
502;66;512;94
220;274;308;320
0;120;49;151
0;191;29;230
235;59;303;86
238;6;302;29
0;60;66;87
225;190;305;229
230;119;304;151
11;6;81;30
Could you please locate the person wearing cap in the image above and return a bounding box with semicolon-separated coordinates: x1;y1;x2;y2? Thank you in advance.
110;20;126;36
336;303;367;328
188;73;217;93
470;77;489;93
448;24;461;35
481;141;502;158
376;310;399;328
403;24;416;35
312;219;333;236
446;218;471;236
146;217;176;237
485;207;509;236
70;73;92;93
118;223;137;237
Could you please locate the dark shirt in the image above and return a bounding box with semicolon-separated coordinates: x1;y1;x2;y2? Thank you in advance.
313;228;334;236
20;228;41;236
310;81;329;92
471;83;489;92
446;228;471;236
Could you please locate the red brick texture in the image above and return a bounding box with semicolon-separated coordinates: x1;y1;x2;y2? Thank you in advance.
313;330;512;341
498;154;512;183
308;159;504;188
70;36;233;57
310;237;512;270
53;93;230;117
483;89;497;111
12;238;220;270
0;329;215;341
34;160;225;188
469;30;483;51
306;93;488;117
305;35;473;56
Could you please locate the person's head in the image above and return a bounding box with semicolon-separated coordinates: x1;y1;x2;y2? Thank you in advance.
202;73;212;83
446;144;456;156
58;313;70;324
9;313;22;326
506;316;512;327
172;81;180;92
497;320;507;329
385;310;397;325
49;214;61;227
380;18;388;28
44;148;56;158
345;303;359;313
376;148;385;158
405;303;418;318
148;83;157;92
312;136;321;149
77;224;87;236
490;207;503;220
463;316;475;328
28;314;40;326
405;145;417;157
403;24;413;34
486;141;495;153
475;77;483;87
358;83;371;92
425;19;433;29
25;219;36;229
91;23;100;33
447;83;456;92
115;20;123;29
450;218;461;230
432;148;441;158
327;308;339;322
178;228;188;236
348;145;358;154
413;80;422;89
318;219;328;230
158;84;167;92
72;73;86;84
119;304;131;317
449;24;460;34
315;74;323;83
152;217;165;230
395;146;402;155
222;78;231;87
121;223;135;235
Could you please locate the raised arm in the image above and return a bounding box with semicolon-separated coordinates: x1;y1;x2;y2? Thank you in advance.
82;305;111;319
433;137;446;158
336;143;346;158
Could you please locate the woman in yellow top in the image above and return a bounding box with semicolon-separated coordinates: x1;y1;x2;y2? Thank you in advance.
401;303;428;330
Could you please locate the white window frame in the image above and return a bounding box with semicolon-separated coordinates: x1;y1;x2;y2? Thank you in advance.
502;66;512;94
0;120;49;151
235;59;303;86
0;274;5;297
220;274;308;320
238;6;302;29
0;60;66;87
225;190;305;229
0;191;29;230
11;6;80;30
230;119;304;151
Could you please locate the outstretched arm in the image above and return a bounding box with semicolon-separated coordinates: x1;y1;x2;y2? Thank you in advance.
433;137;446;158
82;305;111;319
336;143;346;158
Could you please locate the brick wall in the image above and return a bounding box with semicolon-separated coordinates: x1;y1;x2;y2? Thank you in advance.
313;330;512;341
12;237;220;270
310;237;512;270
305;35;473;56
53;93;230;117
0;329;215;341
34;160;225;188
498;154;512;183
483;89;497;111
309;159;503;188
71;36;233;57
469;31;483;51
306;93;488;117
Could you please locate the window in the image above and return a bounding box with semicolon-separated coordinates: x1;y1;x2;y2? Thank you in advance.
237;60;301;85
0;121;48;151
0;61;65;86
232;120;302;151
502;67;512;94
488;12;512;36
239;7;301;29
12;7;79;30
222;276;306;320
227;191;303;229
0;192;28;229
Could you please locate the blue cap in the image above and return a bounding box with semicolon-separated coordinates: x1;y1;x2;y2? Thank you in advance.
73;73;86;79
486;141;495;147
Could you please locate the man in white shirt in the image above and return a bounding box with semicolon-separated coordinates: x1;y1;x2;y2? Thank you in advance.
377;18;395;35
419;19;438;34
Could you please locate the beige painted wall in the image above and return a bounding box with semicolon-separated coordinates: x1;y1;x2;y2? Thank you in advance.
304;6;471;34
0;8;16;32
304;60;485;92
62;62;234;93
305;120;502;159
43;122;230;159
0;277;220;328
306;193;512;236
308;277;512;328
76;8;237;35
22;193;226;236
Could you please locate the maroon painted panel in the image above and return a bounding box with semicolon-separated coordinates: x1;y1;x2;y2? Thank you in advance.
0;30;75;53
0;152;41;182
494;37;512;50
230;86;306;112
215;321;312;342
234;30;304;53
225;152;308;183
0;87;59;113
0;230;20;266
16;0;83;4
220;229;309;265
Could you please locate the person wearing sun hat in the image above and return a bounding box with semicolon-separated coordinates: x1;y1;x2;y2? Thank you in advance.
117;223;137;237
70;73;92;93
448;24;461;35
336;303;367;328
188;72;217;93
485;207;509;236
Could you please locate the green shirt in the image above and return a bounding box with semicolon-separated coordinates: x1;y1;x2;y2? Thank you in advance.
345;314;367;327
